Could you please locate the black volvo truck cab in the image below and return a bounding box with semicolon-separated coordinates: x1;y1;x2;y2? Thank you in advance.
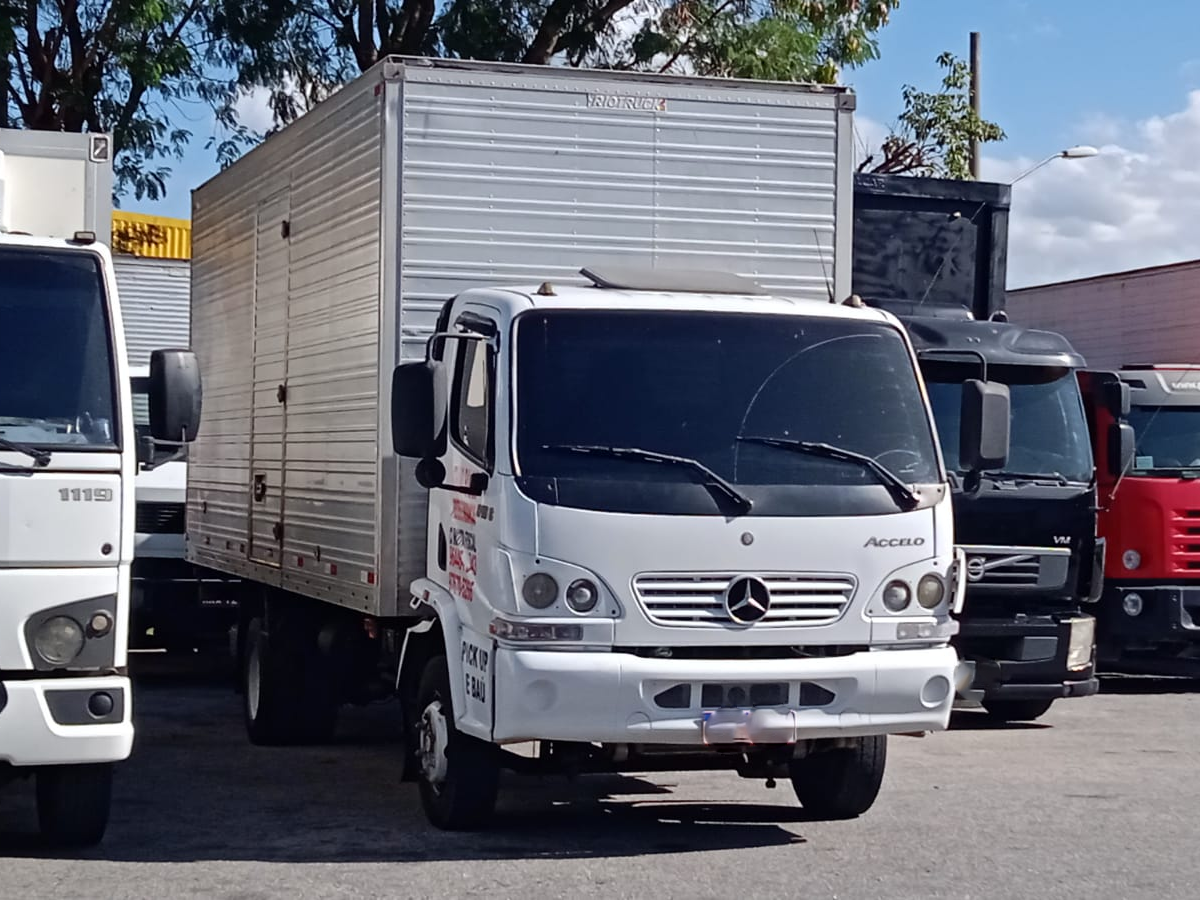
853;174;1100;721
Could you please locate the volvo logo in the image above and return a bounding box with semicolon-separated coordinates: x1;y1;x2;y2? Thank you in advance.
966;553;1035;582
724;576;771;624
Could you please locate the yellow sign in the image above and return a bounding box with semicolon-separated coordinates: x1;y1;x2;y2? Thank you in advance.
111;210;191;260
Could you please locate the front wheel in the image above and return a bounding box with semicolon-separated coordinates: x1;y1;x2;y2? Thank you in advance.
983;698;1055;722
789;735;887;819
36;763;113;847
415;655;500;830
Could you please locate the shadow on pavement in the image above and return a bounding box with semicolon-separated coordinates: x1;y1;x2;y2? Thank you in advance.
1097;674;1200;695
948;710;1052;732
0;664;812;864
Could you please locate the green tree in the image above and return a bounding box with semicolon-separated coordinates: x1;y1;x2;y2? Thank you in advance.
860;50;1005;178
623;0;899;82
208;0;901;131
1;1;254;199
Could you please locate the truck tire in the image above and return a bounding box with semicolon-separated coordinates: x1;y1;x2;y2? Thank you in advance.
415;655;499;830
789;735;886;819
242;615;338;745
982;698;1055;722
36;763;113;847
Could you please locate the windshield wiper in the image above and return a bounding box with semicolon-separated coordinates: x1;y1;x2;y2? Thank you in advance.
738;436;920;511
0;437;50;467
542;444;753;516
988;471;1071;486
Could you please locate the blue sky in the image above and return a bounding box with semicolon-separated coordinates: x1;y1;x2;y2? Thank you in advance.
135;0;1200;286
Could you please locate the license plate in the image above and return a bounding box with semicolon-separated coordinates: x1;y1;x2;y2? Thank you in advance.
701;709;754;744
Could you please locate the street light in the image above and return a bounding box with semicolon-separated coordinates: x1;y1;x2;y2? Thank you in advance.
1011;145;1099;184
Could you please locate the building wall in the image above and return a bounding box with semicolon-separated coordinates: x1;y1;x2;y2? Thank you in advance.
1007;259;1200;369
112;255;190;367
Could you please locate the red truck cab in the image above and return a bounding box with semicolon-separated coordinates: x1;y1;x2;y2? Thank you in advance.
1083;365;1200;674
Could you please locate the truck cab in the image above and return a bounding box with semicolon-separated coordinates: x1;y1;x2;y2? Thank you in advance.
1085;364;1200;673
0;130;201;846
903;310;1101;718
388;268;999;828
852;173;1100;721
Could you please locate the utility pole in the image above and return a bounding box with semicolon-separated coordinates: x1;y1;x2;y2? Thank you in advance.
969;31;981;179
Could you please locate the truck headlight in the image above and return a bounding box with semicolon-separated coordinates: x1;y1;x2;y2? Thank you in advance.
33;616;86;666
522;573;558;609
917;574;945;609
883;581;912;612
1122;550;1141;571
1066;617;1095;671
565;579;599;613
1122;593;1144;617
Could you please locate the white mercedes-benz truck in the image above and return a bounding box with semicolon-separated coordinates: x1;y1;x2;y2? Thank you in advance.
186;58;1007;829
0;129;201;847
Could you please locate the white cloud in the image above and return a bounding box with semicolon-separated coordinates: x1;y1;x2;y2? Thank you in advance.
978;91;1200;288
233;86;277;135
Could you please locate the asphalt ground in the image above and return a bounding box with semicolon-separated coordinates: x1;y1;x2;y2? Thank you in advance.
2;657;1198;900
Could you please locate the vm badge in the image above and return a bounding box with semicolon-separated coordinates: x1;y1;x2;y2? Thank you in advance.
864;536;925;548
725;576;771;624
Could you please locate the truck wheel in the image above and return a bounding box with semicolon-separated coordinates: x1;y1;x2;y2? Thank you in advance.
415;655;499;830
789;735;887;819
983;698;1054;722
242;615;337;745
36;763;113;847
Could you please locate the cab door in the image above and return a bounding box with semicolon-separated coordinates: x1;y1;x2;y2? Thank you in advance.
428;304;503;735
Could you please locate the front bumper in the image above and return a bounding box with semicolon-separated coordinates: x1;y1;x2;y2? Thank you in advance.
492;646;962;745
0;675;133;766
954;614;1096;702
1098;583;1200;649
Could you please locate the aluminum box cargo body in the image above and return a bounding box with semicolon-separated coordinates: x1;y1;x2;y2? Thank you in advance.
0;129;113;245
1007;259;1200;369
186;57;856;618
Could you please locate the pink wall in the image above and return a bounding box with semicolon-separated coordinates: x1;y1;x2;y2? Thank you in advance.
1007;260;1200;369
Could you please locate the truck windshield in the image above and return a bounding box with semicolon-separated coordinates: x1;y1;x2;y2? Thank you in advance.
0;247;117;449
1125;407;1200;473
514;310;941;517
924;368;1092;483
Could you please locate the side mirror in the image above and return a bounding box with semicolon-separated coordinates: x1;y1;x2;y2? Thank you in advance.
136;436;153;468
960;379;1010;472
391;360;445;458
415;457;445;489
413;458;488;495
1109;422;1135;477
1103;379;1131;418
148;349;202;443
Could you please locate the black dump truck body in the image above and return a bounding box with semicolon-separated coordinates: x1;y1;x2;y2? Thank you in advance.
853;174;1100;721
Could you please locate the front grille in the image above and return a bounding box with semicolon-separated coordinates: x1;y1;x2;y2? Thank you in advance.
1170;509;1200;572
632;573;854;627
136;502;185;534
959;545;1070;591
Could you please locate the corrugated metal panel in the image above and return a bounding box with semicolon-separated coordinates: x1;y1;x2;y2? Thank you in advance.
112;256;190;367
1009;260;1200;369
398;66;850;357
188;73;384;612
112;210;191;259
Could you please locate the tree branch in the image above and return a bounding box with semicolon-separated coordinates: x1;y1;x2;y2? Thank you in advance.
523;0;583;64
657;0;737;74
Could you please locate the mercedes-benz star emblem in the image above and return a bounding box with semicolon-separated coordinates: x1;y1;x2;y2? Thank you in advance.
724;576;771;624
